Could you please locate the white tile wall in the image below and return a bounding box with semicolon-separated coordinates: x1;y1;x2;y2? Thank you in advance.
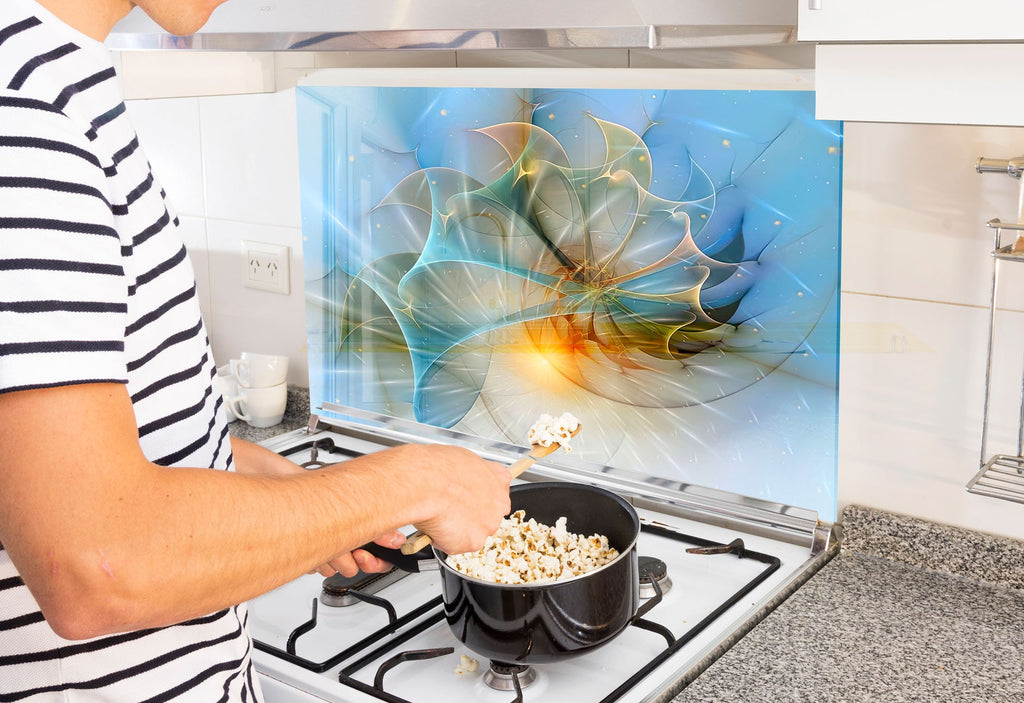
119;51;275;100
841;122;1024;310
841;122;1024;540
122;56;1024;540
199;91;302;228
838;293;1024;538
126;97;205;216
127;87;307;386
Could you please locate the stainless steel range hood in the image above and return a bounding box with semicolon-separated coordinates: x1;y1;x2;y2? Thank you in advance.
106;0;797;52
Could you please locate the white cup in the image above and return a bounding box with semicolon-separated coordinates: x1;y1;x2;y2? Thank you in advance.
225;382;288;428
231;352;289;389
216;364;239;421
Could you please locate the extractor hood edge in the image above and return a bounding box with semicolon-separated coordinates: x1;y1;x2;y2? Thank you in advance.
107;0;798;52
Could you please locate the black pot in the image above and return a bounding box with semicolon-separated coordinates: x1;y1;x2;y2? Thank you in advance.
364;482;645;664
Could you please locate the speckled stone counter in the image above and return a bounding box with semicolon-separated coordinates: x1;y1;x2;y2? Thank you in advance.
227;385;310;443
672;505;1024;702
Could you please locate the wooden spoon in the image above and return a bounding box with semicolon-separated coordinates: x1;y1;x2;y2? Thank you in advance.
399;424;582;555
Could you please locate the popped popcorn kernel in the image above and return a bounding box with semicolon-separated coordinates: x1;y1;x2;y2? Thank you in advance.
527;412;580;453
445;510;618;584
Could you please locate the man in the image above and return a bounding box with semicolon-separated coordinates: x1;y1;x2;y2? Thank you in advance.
0;0;512;699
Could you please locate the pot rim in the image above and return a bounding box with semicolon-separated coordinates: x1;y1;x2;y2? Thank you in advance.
433;481;640;589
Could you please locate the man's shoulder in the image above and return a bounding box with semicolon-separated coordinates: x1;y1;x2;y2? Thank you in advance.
0;87;87;138
0;88;106;175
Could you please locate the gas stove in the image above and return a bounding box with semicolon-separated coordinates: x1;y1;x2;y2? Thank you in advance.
248;414;837;703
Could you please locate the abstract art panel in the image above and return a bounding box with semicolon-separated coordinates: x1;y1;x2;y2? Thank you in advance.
297;84;842;519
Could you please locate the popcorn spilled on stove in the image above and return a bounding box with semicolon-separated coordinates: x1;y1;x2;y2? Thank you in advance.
527;412;580;452
445;510;618;584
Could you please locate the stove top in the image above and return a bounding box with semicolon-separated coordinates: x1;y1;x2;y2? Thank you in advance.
248;418;836;703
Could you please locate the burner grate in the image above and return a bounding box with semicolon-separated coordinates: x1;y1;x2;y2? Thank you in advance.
253;596;443;675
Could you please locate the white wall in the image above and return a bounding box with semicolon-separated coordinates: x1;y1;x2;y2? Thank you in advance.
119;52;1024;540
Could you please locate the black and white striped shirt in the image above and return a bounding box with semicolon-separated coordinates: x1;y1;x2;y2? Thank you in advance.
0;0;260;699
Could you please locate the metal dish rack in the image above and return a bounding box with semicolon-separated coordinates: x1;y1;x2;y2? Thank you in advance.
968;156;1024;504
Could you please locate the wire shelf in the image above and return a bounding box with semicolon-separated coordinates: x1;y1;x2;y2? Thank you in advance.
970;204;1024;506
992;243;1024;262
967;454;1024;505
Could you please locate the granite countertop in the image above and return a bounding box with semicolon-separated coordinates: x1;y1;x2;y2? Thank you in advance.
672;505;1024;702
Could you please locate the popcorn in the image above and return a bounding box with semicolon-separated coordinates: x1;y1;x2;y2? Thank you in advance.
445;510;618;584
454;654;479;676
527;412;580;453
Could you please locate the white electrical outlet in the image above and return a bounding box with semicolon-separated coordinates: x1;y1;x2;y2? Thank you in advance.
242;241;290;294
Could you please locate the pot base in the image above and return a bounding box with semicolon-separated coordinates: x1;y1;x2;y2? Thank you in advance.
483;662;538;691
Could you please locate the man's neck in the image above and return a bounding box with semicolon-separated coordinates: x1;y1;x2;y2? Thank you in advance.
34;0;134;42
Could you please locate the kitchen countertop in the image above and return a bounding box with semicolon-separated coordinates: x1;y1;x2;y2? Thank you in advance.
670;504;1024;703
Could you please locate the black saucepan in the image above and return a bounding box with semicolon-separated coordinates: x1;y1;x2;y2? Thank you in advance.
363;482;655;664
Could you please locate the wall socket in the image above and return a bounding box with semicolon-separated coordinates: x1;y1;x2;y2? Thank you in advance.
242;241;290;295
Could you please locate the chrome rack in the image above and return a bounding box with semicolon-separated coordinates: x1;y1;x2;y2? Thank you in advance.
968;156;1024;504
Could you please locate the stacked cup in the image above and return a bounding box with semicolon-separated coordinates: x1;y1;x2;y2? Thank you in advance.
222;352;289;428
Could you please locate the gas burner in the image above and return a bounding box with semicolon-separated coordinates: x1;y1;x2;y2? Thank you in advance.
320;568;407;607
638;555;673;599
483;661;538;691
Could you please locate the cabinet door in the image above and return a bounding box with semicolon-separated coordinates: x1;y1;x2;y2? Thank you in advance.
798;0;1024;42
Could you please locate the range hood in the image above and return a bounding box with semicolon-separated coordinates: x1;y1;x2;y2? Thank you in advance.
106;0;796;52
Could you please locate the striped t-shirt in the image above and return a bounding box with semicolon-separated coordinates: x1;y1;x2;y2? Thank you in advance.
0;0;261;699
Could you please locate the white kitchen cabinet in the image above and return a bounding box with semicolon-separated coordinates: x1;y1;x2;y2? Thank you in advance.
800;3;1024;125
798;0;1024;42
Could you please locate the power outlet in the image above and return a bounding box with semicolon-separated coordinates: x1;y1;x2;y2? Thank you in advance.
242;241;290;294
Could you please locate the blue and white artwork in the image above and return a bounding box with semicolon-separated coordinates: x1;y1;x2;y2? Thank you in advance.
297;84;842;519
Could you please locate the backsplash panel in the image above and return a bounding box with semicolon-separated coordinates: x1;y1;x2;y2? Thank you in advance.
297;81;842;518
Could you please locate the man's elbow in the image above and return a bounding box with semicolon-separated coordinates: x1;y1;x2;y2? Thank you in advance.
31;557;144;640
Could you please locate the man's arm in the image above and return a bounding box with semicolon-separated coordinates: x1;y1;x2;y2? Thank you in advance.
229;435;403;576
0;383;510;640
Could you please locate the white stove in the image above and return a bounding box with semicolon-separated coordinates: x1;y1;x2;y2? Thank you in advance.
248;415;836;703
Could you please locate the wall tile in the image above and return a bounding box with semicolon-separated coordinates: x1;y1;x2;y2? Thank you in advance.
838;292;1024;540
199;91;302;228
125;97;205;217
119;52;275;99
842;122;1024;310
204;218;309;386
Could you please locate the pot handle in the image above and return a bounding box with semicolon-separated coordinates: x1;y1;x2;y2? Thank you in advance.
359;542;438;573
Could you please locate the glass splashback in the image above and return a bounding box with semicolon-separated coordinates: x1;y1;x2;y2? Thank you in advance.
296;77;842;520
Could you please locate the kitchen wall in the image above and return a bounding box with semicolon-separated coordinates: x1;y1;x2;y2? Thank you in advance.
116;50;1024;542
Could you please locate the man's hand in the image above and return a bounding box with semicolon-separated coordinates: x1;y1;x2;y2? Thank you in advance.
315;530;406;577
401;445;512;556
